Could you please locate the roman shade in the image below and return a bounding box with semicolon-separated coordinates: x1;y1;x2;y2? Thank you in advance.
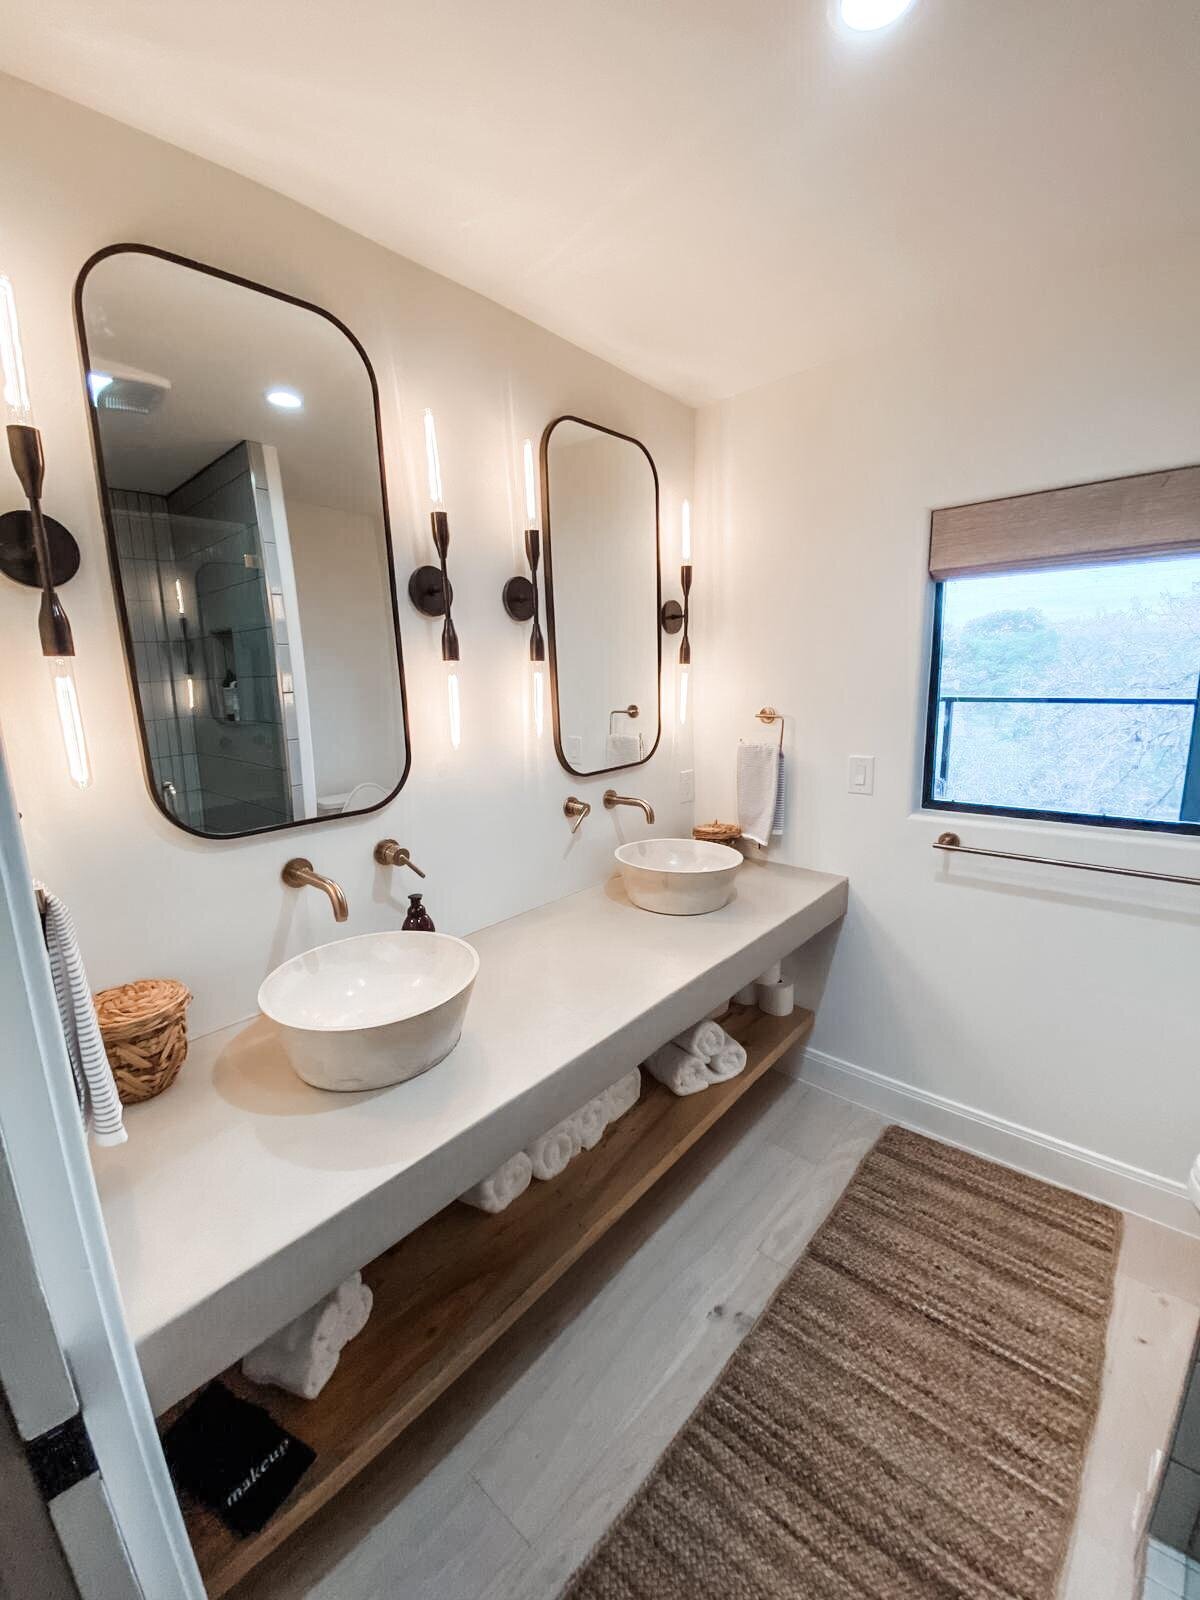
928;463;1200;580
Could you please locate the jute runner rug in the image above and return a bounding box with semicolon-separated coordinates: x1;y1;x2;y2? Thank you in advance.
566;1125;1121;1599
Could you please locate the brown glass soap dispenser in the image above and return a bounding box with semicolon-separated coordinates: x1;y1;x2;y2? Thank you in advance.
402;893;435;931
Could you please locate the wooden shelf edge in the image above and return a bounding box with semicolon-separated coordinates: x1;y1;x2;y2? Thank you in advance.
177;1003;814;1595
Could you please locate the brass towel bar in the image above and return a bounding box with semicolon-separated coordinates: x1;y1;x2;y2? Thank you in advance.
933;831;1200;888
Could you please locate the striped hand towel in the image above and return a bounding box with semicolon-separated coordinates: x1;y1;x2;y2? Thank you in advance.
36;884;127;1146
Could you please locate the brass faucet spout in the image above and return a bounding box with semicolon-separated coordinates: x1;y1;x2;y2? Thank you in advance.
603;790;655;824
281;858;350;922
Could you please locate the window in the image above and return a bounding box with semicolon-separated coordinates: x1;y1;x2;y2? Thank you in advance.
924;554;1200;832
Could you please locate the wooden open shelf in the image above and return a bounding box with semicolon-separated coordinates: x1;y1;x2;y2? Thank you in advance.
171;1002;814;1596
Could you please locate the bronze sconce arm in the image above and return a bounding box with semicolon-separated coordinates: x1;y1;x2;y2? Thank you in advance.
408;508;459;663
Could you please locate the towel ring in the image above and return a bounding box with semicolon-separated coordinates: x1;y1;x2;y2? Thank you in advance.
756;706;785;751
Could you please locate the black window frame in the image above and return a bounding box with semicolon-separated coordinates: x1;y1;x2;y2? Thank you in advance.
922;578;1200;838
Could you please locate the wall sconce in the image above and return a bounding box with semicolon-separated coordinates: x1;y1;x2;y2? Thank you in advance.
502;438;546;738
408;409;461;749
660;498;692;726
0;273;91;787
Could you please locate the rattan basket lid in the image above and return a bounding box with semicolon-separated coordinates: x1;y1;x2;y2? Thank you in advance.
693;820;742;844
94;978;192;1041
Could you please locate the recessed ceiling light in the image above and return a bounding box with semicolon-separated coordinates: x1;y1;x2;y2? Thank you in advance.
838;0;917;31
266;387;303;410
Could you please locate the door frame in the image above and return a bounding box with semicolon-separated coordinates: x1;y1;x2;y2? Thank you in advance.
0;726;204;1599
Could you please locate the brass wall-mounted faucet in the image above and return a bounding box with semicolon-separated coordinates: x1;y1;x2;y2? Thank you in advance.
604;790;655;824
281;858;350;922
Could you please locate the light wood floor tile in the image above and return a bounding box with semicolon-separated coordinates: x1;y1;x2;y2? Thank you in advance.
1058;1219;1200;1600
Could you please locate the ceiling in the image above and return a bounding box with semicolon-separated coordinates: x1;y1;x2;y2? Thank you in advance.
5;0;1200;403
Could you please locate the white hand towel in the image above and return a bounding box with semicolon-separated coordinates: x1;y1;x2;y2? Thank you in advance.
737;741;780;849
459;1151;533;1213
242;1272;373;1400
571;1094;611;1152
707;1035;747;1081
604;1068;642;1124
645;1042;710;1097
606;732;643;764
36;883;126;1146
674;1018;726;1062
525;1117;581;1181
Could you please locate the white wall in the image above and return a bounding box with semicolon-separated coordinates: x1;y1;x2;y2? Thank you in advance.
694;239;1200;1203
0;76;694;1038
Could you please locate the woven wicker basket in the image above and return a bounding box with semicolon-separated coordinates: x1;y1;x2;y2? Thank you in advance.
94;979;193;1104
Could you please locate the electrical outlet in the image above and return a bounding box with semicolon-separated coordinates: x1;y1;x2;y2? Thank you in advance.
848;755;875;795
679;768;695;802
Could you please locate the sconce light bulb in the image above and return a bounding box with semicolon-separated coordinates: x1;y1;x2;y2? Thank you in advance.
0;273;34;427
523;437;538;529
174;577;185;616
681;499;691;564
47;656;91;789
531;663;545;739
446;662;462;750
185;675;196;712
678;664;690;728
424;408;445;511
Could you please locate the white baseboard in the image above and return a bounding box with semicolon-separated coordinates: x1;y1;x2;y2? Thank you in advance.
781;1044;1200;1238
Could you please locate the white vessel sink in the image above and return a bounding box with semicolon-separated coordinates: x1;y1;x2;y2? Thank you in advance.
614;837;743;916
258;931;479;1091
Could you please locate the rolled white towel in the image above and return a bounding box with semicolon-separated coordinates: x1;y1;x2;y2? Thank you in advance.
706;1035;747;1082
243;1340;340;1402
525;1117;581;1181
604;1068;641;1124
645;1042;710;1097
674;1018;726;1062
459;1151;533;1213
242;1272;373;1401
335;1278;373;1342
571;1094;610;1152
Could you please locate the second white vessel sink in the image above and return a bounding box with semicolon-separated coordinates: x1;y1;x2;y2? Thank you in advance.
615;837;743;916
258;930;479;1091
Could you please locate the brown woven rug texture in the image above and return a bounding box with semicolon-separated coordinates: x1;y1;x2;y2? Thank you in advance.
566;1125;1121;1600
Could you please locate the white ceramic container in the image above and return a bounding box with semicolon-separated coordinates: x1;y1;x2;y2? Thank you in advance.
614;837;743;916
258;930;479;1091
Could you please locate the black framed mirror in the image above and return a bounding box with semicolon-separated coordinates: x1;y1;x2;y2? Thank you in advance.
75;244;409;837
542;416;661;776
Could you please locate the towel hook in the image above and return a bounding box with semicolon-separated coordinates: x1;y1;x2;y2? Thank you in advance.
755;706;785;751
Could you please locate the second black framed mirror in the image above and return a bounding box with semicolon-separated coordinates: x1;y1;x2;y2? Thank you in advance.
541;415;662;777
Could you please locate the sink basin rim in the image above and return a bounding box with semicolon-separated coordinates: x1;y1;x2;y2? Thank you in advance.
614;838;743;875
258;930;480;1036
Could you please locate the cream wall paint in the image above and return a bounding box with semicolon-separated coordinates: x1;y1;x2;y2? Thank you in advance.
693;239;1200;1193
0;76;693;1038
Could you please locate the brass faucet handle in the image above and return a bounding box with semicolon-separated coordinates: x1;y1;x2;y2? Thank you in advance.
374;839;427;877
563;797;591;834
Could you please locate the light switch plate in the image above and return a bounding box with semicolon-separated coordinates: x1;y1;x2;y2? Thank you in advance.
679;768;695;802
565;734;583;765
848;755;875;795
